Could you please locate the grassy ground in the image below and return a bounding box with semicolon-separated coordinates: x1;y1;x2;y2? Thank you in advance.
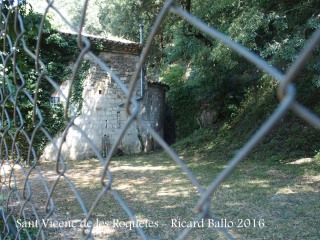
22;145;319;239
4;98;319;239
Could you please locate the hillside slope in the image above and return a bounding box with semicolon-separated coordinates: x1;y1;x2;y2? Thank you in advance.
173;80;320;163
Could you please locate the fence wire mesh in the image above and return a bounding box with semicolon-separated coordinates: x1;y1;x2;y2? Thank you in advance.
0;0;319;239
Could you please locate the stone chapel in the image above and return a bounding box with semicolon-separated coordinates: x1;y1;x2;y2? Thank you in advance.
42;33;168;160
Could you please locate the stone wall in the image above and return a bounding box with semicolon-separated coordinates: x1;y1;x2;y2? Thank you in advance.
140;83;167;151
42;51;167;160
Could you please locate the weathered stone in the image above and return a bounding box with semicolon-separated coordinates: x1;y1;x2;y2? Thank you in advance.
42;41;167;161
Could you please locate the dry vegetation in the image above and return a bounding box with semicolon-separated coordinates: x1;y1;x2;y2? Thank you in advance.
8;151;319;239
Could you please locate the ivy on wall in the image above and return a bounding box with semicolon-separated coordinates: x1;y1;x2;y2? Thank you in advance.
1;4;90;160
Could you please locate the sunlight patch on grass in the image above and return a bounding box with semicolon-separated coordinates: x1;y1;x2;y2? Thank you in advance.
111;165;178;172
16;151;319;239
224;202;243;207
275;187;295;195
247;180;270;188
41;170;61;181
156;187;190;197
116;178;148;191
92;223;116;236
286;157;314;165
302;175;320;183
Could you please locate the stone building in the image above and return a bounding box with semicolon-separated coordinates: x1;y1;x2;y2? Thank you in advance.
42;33;168;160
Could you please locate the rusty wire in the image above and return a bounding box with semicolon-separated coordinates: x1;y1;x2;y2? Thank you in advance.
0;0;319;239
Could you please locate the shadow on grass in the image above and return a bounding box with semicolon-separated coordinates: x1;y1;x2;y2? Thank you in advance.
12;149;319;240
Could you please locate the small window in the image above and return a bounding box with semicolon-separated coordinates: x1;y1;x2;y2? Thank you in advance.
117;111;121;129
50;96;60;106
99;90;102;94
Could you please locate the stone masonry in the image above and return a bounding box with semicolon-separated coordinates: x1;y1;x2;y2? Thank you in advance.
42;34;167;160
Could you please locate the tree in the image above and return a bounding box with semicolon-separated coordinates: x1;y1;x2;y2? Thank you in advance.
25;0;320;138
160;0;320;137
0;3;90;161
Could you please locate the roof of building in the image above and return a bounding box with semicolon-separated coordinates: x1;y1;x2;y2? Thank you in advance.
59;30;142;55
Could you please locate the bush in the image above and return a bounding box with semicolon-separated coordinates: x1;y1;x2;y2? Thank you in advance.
167;84;199;138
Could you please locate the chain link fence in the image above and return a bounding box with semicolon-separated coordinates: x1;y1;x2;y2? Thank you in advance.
0;0;319;239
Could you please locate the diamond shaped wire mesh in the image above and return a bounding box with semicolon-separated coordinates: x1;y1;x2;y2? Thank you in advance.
0;0;319;239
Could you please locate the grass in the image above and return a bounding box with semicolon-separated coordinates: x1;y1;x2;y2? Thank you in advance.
15;146;319;239
3;121;319;239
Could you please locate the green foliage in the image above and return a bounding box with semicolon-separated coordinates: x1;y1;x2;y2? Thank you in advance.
229;78;278;127
70;60;91;114
160;0;320;138
159;64;185;88
167;84;198;138
0;5;89;161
